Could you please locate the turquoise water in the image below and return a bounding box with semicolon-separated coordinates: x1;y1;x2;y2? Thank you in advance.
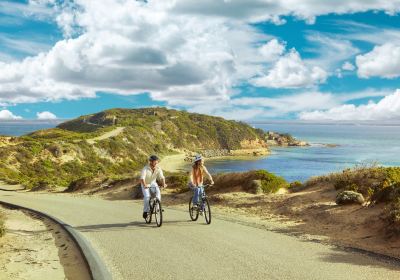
2;121;400;182
205;122;400;182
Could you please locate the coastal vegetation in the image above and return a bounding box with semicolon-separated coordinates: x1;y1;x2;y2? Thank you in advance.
0;107;270;189
296;165;400;234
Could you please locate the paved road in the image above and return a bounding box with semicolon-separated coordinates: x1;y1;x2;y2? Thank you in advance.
1;190;400;280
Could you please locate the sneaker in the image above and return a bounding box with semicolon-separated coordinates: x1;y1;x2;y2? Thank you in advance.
143;212;148;219
192;204;198;210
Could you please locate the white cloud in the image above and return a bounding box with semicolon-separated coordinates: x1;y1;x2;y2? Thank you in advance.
190;89;394;120
0;110;22;119
171;0;400;24
0;1;272;105
36;111;57;119
342;61;355;71
184;91;341;120
0;34;52;56
0;0;54;20
299;89;400;121
0;0;399;112
356;43;400;79
305;32;360;70
251;49;327;88
258;39;285;62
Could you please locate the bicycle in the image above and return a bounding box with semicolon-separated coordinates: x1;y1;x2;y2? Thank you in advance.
189;184;212;224
145;186;163;227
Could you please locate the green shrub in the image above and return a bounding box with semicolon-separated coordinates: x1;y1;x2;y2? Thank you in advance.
255;170;288;193
289;181;303;189
165;173;189;193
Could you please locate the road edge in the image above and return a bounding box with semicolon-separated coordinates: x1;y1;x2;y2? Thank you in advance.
0;200;112;280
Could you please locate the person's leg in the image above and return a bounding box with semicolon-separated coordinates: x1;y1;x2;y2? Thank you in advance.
198;186;205;211
141;186;150;215
151;182;161;201
193;187;200;205
189;183;196;205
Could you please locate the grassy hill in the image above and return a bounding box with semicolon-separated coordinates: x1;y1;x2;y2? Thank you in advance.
0;107;268;189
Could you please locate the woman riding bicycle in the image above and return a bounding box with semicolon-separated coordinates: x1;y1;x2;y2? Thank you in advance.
189;155;214;209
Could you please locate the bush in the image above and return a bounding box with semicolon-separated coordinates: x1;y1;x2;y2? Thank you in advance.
249;180;263;194
307;166;400;204
0;211;5;237
288;181;305;192
336;190;365;205
255;170;288;193
387;199;400;235
165;173;189;194
289;181;303;189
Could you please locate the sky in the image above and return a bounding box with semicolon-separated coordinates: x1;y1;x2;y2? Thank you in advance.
1;0;400;121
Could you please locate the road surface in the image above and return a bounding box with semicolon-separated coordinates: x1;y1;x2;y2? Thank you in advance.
1;190;399;280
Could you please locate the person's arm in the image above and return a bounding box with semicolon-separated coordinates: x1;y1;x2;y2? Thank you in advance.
140;168;148;188
203;166;214;185
158;169;167;188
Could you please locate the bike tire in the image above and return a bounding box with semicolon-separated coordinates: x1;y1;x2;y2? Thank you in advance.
145;201;152;224
155;199;163;227
203;198;211;225
189;196;199;221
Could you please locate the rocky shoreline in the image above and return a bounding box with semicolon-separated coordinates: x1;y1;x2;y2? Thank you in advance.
182;147;269;162
265;131;309;147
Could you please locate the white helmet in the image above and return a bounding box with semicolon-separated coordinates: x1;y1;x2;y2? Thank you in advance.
194;155;203;162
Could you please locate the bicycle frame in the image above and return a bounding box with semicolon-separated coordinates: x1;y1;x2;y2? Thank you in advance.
148;186;158;210
146;185;163;227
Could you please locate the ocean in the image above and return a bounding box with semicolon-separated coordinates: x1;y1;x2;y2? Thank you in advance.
1;120;400;182
0;121;61;136
205;122;400;182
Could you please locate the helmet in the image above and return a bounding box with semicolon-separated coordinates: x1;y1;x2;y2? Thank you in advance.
149;155;159;161
194;155;202;162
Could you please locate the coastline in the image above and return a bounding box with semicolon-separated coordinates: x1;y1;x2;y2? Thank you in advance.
160;153;188;172
160;150;270;173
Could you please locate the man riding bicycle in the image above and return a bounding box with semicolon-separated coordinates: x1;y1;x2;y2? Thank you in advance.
140;155;167;219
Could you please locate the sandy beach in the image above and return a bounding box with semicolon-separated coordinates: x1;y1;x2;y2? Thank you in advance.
159;153;189;172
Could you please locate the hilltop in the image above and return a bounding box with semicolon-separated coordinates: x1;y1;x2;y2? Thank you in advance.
0;107;269;189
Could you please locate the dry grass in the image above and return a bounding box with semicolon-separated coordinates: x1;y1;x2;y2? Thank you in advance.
302;164;400;235
0;210;6;237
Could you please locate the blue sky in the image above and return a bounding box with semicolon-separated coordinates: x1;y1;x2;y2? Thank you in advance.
1;1;400;121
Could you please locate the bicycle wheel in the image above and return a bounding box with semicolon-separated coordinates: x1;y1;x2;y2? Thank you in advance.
203;198;211;224
189;196;199;221
145;200;152;224
154;199;163;227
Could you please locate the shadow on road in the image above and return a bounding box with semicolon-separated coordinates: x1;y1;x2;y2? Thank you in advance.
318;247;400;271
74;219;206;232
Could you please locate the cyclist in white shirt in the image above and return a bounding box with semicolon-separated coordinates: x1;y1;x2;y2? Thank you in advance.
140;155;167;219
